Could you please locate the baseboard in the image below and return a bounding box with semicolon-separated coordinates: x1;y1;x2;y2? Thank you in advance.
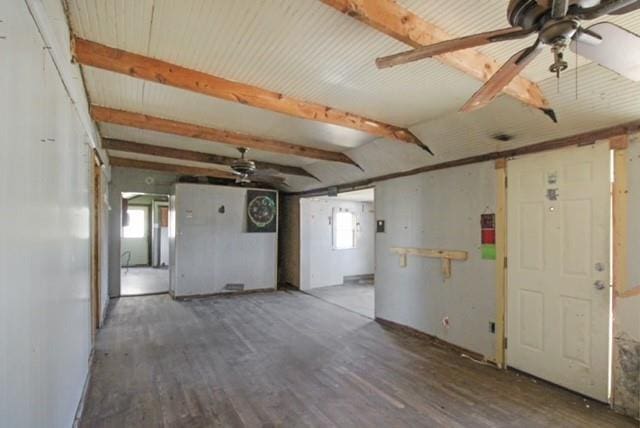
172;287;277;300
72;348;95;428
119;291;169;298
343;273;374;284
375;317;485;362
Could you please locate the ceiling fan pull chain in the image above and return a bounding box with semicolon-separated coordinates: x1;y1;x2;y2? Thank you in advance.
575;40;578;100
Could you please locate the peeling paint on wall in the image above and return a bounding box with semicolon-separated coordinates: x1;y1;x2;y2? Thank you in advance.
613;333;640;419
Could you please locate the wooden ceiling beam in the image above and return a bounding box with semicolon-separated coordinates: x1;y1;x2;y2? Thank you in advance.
320;0;551;115
102;138;319;180
109;157;237;180
73;37;433;153
91;105;360;167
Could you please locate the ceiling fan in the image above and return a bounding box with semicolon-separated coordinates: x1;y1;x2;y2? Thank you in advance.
230;148;287;187
376;0;640;120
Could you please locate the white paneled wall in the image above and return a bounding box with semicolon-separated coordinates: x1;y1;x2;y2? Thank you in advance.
375;162;497;358
0;2;97;427
171;183;278;297
299;198;375;290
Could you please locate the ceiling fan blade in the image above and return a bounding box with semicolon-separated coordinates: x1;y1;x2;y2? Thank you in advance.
250;174;287;187
570;22;640;81
551;0;569;17
575;0;640;18
252;168;282;177
609;0;640;14
460;41;544;112
376;27;532;69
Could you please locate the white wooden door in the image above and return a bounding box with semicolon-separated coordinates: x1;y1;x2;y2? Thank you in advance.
507;143;610;401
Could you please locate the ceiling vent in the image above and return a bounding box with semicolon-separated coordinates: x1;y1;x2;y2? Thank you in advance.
492;133;514;142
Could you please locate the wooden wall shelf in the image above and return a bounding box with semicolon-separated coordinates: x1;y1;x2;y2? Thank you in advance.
390;247;468;279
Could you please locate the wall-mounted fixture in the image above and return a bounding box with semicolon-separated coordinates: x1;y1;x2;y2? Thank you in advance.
390;247;468;279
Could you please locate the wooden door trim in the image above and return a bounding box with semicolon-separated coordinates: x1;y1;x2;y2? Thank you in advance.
91;152;102;338
610;135;629;297
494;159;507;368
499;139;621;373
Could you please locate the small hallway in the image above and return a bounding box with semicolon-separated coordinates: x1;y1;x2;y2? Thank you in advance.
293;188;376;319
120;193;170;296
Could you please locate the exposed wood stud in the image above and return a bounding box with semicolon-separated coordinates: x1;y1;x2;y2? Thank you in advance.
617;287;640;298
611;135;629;297
74;37;433;152
91;106;359;166
610;135;630;150
102;138;319;180
320;0;549;111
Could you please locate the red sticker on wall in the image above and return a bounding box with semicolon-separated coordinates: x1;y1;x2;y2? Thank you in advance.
482;229;496;245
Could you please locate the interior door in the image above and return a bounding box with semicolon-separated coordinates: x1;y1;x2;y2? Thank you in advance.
507;143;610;401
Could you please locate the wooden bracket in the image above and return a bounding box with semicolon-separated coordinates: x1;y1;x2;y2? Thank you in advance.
390;247;468;279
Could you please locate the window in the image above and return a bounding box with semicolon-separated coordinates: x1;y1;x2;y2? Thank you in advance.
123;208;146;238
334;210;356;250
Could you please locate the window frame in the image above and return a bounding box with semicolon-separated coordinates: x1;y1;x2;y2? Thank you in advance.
123;207;147;239
332;208;357;250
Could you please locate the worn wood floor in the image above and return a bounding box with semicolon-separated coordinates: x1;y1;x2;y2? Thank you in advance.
306;283;374;318
81;291;635;427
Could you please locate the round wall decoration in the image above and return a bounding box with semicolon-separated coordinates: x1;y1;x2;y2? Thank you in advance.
247;190;277;232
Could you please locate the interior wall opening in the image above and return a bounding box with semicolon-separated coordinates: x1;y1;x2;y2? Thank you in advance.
120;192;170;296
299;188;375;318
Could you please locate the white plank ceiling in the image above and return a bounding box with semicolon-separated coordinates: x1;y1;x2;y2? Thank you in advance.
67;0;640;191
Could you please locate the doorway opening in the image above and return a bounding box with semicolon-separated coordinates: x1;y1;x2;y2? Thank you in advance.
121;192;170;296
299;188;375;318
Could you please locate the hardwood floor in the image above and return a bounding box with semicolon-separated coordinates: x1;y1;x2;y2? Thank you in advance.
306;283;374;318
81;291;635;427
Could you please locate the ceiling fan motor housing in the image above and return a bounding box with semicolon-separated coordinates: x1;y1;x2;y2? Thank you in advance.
230;158;256;175
539;17;581;45
508;0;551;29
507;0;599;30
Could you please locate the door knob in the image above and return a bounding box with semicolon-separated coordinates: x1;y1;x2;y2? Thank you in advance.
594;280;606;290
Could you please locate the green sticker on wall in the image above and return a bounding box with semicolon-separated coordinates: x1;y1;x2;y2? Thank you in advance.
481;244;496;260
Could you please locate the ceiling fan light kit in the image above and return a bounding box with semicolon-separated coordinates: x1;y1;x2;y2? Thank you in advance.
376;0;640;120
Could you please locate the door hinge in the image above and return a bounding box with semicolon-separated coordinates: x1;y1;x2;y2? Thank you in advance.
504;337;508;349
504;257;508;269
505;176;508;188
